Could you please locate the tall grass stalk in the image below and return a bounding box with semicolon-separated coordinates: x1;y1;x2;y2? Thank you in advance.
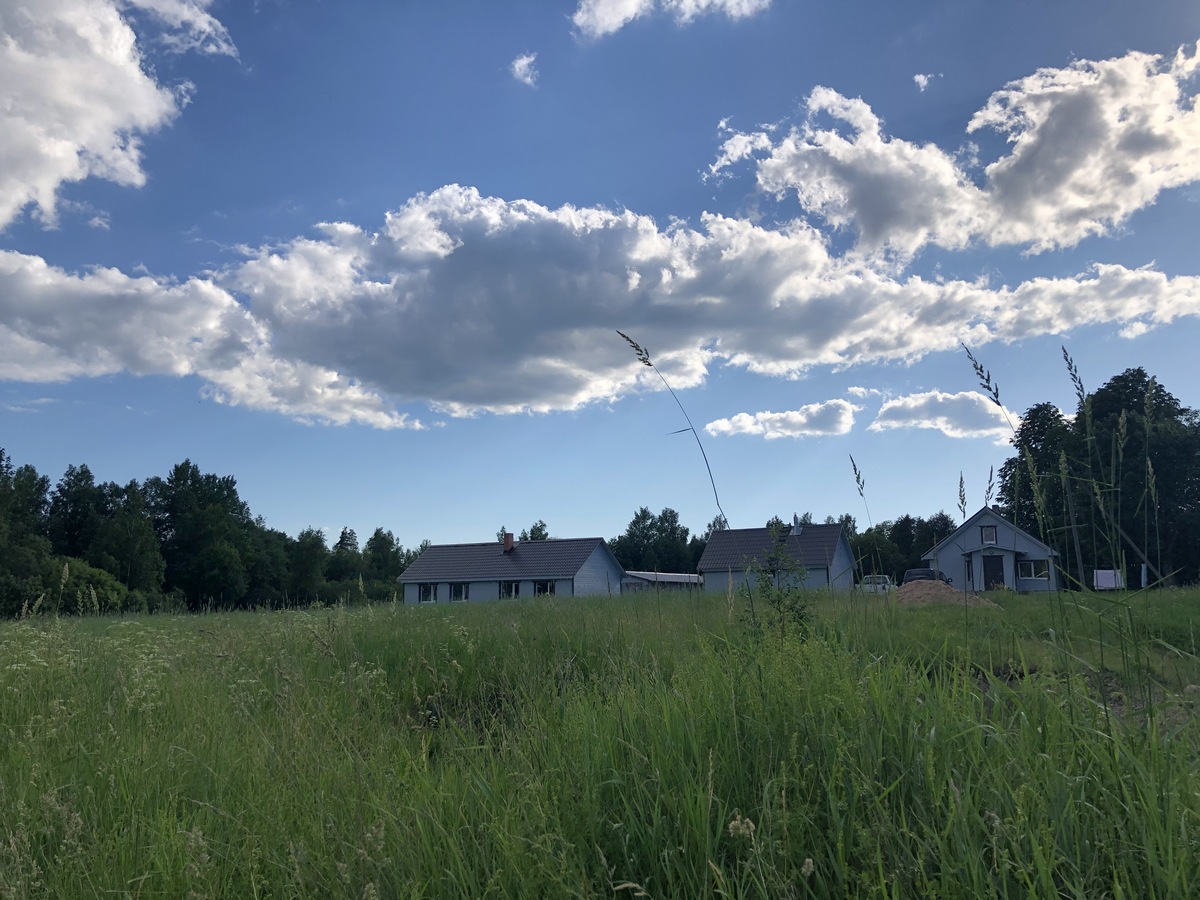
617;330;728;530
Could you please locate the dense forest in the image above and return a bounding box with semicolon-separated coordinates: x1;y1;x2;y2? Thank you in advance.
2;367;1196;616
0;455;428;616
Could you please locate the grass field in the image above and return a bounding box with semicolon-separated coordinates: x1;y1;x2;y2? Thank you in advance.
2;589;1198;897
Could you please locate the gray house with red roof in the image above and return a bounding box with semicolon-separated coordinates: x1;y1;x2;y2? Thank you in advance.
696;521;854;594
398;533;625;604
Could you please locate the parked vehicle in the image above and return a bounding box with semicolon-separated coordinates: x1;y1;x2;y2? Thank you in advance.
857;574;894;594
901;568;952;585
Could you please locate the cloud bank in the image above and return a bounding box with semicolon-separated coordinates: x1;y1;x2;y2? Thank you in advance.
5;185;1197;425
2;14;1199;432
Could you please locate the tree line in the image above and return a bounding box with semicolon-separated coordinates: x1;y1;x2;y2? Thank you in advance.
994;366;1199;587
0;456;428;616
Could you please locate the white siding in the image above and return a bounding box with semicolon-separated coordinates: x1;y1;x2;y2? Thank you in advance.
802;567;829;588
702;568;752;594
829;537;855;591
573;546;624;597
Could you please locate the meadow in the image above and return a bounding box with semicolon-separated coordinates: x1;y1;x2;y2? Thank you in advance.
2;588;1198;898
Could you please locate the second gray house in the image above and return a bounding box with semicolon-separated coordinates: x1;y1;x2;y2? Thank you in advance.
922;506;1059;592
397;533;626;604
696;521;855;593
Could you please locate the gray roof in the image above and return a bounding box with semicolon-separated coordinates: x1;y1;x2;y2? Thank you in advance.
398;537;609;583
696;525;845;572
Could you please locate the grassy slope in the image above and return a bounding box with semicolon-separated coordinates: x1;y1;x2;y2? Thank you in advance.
1;590;1197;898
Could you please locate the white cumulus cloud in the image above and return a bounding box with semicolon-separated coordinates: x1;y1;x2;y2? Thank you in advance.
510;52;538;87
0;0;235;231
913;73;940;92
706;400;859;439
869;390;1018;442
713;44;1200;257
125;0;237;57
572;0;770;39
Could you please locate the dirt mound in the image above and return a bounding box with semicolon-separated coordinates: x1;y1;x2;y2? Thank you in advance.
894;580;1000;609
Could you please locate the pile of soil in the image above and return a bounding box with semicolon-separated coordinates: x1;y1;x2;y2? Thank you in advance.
893;580;1000;609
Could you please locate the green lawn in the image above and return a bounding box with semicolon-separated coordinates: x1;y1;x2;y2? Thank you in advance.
2;590;1197;897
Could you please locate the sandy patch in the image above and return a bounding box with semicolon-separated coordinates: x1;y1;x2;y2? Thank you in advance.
894;580;1000;609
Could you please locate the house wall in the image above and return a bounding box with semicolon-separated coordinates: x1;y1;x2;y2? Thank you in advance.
702;560;856;593
403;578;590;607
465;581;500;602
925;546;1011;591
1015;556;1057;592
701;568;752;594
404;578;573;603
924;510;1058;593
573;546;625;597
802;567;830;588
403;581;456;604
829;537;855;592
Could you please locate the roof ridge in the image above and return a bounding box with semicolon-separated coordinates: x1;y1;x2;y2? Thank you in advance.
420;536;603;549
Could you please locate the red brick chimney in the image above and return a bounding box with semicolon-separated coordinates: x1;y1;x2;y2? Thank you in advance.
503;532;514;553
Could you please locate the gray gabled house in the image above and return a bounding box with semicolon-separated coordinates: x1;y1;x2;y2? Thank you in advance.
696;521;855;594
398;533;625;604
922;506;1059;592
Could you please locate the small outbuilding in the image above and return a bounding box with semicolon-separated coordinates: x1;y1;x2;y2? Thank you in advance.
696;520;855;594
398;533;625;604
922;506;1059;593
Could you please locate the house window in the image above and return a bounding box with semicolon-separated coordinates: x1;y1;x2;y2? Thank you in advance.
965;558;973;585
500;581;520;599
534;581;555;596
418;583;436;603
449;583;469;602
981;525;997;545
1018;560;1050;579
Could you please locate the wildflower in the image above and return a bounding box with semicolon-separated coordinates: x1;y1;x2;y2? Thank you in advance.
801;858;815;878
727;811;755;840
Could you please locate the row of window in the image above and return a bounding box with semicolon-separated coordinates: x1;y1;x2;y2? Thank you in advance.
416;581;558;603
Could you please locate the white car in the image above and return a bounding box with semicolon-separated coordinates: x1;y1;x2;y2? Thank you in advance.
858;574;894;594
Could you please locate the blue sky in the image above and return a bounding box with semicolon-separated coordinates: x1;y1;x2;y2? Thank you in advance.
2;0;1199;550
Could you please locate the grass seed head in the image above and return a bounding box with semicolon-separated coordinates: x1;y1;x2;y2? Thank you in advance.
962;342;1001;407
616;330;652;367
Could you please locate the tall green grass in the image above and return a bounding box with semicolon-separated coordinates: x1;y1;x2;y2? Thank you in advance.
2;592;1197;897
